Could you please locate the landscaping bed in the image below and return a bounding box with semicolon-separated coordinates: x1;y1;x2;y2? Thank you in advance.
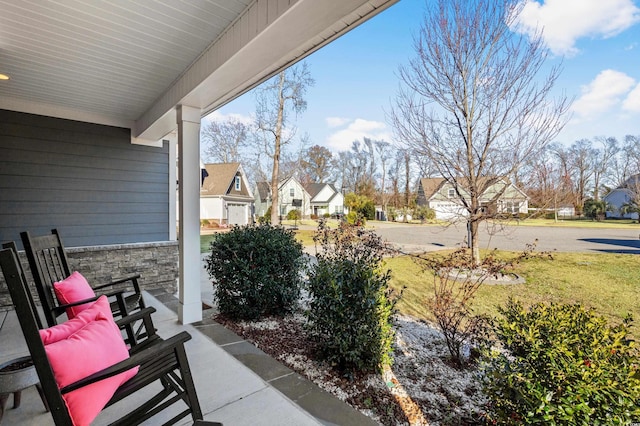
216;312;487;426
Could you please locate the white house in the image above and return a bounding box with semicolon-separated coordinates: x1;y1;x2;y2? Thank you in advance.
254;181;272;218
254;177;312;219
304;183;346;217
604;174;639;220
200;163;254;226
416;177;529;221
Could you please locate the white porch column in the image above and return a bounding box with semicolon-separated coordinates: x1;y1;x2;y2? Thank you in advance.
177;105;202;324
168;136;177;241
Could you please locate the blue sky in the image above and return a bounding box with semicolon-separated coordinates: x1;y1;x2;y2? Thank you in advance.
206;0;640;153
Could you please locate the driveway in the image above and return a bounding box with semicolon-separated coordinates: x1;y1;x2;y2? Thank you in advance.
370;221;640;254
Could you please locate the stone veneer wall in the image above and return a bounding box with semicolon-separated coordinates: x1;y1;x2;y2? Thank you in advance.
0;241;178;312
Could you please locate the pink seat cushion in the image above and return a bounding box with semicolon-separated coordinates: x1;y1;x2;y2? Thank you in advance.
40;296;139;426
53;271;96;319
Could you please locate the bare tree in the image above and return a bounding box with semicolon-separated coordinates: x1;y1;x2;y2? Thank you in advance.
412;150;438;180
300;144;333;185
592;136;619;201
333;151;352;194
622;135;640;178
201;118;250;164
255;62;314;224
404;149;412;207
522;143;571;220
387;150;403;209
390;0;571;263
567;139;596;214
374;140;392;212
337;140;377;198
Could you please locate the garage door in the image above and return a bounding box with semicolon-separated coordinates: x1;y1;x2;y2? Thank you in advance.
227;204;247;225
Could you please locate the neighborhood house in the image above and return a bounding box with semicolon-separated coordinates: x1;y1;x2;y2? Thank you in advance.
416;177;529;220
200;162;254;226
254;177;346;219
604;174;640;220
304;183;346;218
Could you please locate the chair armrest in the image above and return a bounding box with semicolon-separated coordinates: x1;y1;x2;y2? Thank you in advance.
59;331;192;394
51;294;103;315
114;307;156;327
51;288;129;315
93;274;142;293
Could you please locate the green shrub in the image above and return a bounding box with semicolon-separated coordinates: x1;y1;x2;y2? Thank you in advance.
414;205;435;222
482;299;640;425
323;212;330;218
584;199;608;221
361;200;375;220
387;207;397;221
286;209;301;220
344;193;375;220
306;220;398;372
204;224;304;320
346;211;364;226
258;206;272;224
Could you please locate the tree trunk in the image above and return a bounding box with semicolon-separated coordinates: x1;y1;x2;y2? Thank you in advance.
469;219;480;265
404;151;410;206
270;72;286;225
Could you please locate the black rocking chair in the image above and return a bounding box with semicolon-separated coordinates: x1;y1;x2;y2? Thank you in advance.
0;247;209;426
20;229;148;345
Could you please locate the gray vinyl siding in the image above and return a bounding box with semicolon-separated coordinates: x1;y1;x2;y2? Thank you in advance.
0;109;170;248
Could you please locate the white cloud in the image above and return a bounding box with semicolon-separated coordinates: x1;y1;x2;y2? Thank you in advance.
326;116;351;128
514;0;640;56
203;110;253;125
325;118;393;152
622;83;640;112
571;69;636;117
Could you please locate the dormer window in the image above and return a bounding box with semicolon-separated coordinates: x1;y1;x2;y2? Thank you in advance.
235;176;241;191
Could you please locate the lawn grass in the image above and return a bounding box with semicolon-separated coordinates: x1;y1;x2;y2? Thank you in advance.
200;225;639;331
200;234;216;253
385;251;640;329
293;229;316;246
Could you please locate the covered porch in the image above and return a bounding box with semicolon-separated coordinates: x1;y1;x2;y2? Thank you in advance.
0;0;398;324
0;1;398;423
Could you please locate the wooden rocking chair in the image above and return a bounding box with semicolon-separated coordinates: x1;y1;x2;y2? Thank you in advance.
0;247;208;426
20;229;148;345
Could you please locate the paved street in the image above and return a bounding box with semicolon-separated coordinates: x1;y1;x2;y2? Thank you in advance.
369;221;640;254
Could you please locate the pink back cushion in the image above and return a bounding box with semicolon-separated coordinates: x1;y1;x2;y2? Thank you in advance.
53;271;96;319
40;295;112;344
41;296;138;426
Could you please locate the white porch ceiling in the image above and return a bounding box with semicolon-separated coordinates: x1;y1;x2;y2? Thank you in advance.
0;0;399;141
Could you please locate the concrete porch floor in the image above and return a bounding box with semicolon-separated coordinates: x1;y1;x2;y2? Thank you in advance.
0;256;376;426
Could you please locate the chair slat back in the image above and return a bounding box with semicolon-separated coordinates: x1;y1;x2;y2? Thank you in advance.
0;248;73;425
21;230;72;326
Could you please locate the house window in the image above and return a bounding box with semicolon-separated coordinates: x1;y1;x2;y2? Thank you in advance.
505;201;520;214
290;188;294;197
448;188;456;198
235;176;241;191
